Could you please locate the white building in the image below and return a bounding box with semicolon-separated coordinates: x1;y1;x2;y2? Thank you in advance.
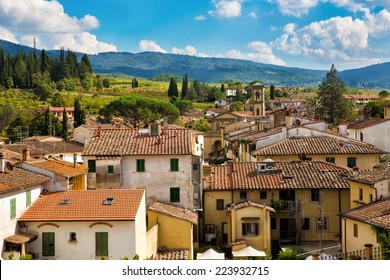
0;153;50;260
19;189;147;260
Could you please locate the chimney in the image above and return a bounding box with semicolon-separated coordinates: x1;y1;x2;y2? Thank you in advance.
96;126;101;138
22;148;31;162
282;124;287;139
0;152;5;173
338;120;348;137
150;123;161;136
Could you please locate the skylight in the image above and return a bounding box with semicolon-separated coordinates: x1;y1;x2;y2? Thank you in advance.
59;199;70;205
103;197;114;205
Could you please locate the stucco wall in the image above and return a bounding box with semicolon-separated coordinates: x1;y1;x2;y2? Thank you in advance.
341;218;379;254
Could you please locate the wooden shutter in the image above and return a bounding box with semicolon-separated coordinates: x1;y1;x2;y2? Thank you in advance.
42;232;55;256
96;232;108;256
242;223;247;236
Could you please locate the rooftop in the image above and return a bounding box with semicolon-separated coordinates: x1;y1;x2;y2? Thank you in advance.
339;197;390;229
4;140;84;156
226;200;275;213
19;189;145;221
348;118;390;129
251;136;385;156
204;161;351;191
25;158;88;177
349;161;390;184
0;167;50;194
148;201;198;225
83;128;195;156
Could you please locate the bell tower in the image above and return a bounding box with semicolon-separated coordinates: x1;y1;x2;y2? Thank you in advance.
251;83;265;117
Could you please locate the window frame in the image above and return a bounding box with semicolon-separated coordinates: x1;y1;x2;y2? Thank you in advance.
242;222;259;236
170;158;179;172
347;157;357;168
107;165;114;174
259;190;267;200
216;199;224;210
301;218;310;231
325;157;335;163
316;216;329;232
170;187;180;203
239;191;248;201
136;159;145;172
88;159;96;173
353;223;358;238
311;189;320;202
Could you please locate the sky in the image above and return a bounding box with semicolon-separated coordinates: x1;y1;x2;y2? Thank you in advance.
1;0;390;70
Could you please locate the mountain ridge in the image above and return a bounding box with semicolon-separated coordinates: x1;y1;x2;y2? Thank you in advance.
1;39;390;88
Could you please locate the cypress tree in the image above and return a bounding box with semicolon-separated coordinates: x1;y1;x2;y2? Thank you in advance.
181;74;188;99
40;49;49;74
168;77;179;101
270;85;275;100
221;83;225;93
62;107;69;140
74;97;83;128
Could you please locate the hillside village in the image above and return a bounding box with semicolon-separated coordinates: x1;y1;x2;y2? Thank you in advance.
1;63;390;260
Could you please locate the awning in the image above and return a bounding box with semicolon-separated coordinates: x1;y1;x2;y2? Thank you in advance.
5;233;37;244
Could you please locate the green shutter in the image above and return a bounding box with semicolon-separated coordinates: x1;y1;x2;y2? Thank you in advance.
42;232;55;256
10;198;16;220
170;159;179;172
26;190;31;207
170;187;180;202
107;165;114;174
136;159;145;172
96;232;108;256
347;157;356;168
88;160;96;172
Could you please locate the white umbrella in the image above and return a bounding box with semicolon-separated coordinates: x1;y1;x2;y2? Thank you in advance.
232;246;266;257
197;248;225;260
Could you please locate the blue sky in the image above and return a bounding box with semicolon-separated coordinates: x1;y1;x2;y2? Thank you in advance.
1;1;390;70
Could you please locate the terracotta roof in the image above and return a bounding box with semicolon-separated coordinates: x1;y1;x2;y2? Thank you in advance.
4;141;84;156
251;136;385;156
0;148;23;163
226;200;275;213
23;136;63;142
84;128;194;156
19;189;144;221
349;161;390;184
348;118;390;129
339;198;390;229
344;94;378;100
50;107;74;112
0;167;50;194
204;161;351;191
222;121;257;133
153;249;189;260
26;158;88;177
149;202;198;225
227;127;282;142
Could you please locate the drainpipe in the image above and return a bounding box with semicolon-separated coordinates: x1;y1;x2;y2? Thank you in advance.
338;189;342;243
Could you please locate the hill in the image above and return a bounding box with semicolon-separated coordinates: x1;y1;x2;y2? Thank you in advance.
2;39;390;88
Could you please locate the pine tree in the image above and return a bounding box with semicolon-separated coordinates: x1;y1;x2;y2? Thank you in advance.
62;107;69;140
317;64;351;124
168;77;179;101
79;54;92;79
181;74;188;99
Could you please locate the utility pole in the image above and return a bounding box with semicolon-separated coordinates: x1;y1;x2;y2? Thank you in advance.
319;190;324;254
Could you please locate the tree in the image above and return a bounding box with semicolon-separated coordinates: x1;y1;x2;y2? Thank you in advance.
168;77;179;101
270;85;275;100
99;95;180;128
220;83;225;93
185;118;211;132
316;65;351;124
379;90;390;99
62;107;69;140
131;78;139;88
229;101;244;112
174;99;193;115
364;99;387;118
181;74;189;99
40;49;49;74
102;78;110;88
213;91;225;101
33;83;54;101
74;96;84;128
79;54;92;79
0;100;16;131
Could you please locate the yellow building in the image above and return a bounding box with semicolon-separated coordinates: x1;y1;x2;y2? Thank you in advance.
148;202;198;260
203;161;352;256
252;136;384;170
385;105;390;120
339;198;390;255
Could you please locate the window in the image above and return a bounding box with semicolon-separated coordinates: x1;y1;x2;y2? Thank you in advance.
325;157;335;163
271;217;277;230
316;217;328;231
170;187;180;202
42;232;55;256
136;159;145;172
347;157;357;168
242;222;259;236
26;190;31;207
216;199;224;210
69;232;77;242
170;159;179;172
95;232;108;257
353;223;358;238
107;165;114;174
88;159;96;173
103;198;114;205
311;189;320;202
239;191;248;201
10;198;16;220
359;188;363;201
301;218;310;231
259;191;267;200
192;163;198;171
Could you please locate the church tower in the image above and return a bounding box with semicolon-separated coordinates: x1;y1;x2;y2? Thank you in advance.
251;83;265;117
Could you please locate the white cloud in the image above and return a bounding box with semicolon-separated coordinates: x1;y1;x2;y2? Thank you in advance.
139;40;167;53
365;9;390;37
208;0;242;18
268;0;318;17
195;15;206;20
225;41;286;65
171;45;209;57
249;12;257;19
0;27;18;43
0;0;116;54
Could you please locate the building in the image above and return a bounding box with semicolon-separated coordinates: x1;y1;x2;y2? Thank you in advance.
20;158;88;192
203;160;352;251
148;201;198;260
339;197;390;254
49;107;75;123
83;125;204;210
251;83;266;117
344;94;379;106
72;124;117;146
251;136;385;170
18;189;147;260
0;153;50;260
